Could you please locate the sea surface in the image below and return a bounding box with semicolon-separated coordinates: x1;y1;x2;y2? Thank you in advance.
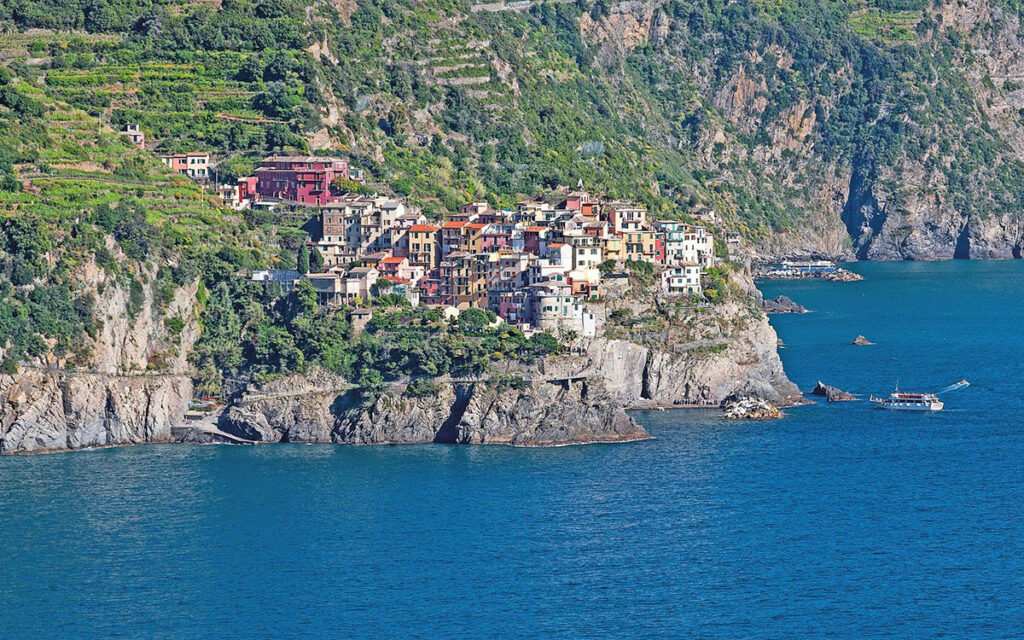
1;261;1022;639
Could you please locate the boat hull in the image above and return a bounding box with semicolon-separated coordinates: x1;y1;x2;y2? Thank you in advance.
873;401;944;411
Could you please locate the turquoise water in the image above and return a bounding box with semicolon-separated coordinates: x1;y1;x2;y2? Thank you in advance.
1;261;1022;638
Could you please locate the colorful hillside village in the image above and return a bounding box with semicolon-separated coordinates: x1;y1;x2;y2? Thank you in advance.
270;194;713;338
142;142;722;337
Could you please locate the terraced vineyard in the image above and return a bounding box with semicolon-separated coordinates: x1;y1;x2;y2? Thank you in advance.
0;65;249;252
848;8;921;42
1;27;315;180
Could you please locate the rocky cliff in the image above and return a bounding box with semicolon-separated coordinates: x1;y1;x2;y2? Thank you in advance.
217;374;649;446
0;370;191;454
0;254;200;454
585;303;800;408
0;260;795;454
560;267;802;407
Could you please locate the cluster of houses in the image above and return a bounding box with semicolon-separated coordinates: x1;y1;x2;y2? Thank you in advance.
119;130;725;338
254;190;718;339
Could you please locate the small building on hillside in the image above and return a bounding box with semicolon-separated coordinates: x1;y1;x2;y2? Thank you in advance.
121;123;145;149
350;308;373;336
661;264;703;296
161;152;210;179
251;269;301;293
254;155;349;206
219;176;259;209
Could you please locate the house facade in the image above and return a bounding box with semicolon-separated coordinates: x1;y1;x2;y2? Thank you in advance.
254;155;349;205
161;152;210;179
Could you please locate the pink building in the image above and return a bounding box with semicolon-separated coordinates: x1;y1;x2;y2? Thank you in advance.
378;256;425;285
161;152;210;179
562;191;596;215
254;155;349;206
481;227;510;251
121;123;145;149
495;290;528;325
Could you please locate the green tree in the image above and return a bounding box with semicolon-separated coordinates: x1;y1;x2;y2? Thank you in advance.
297;243;309;274
309;246;324;272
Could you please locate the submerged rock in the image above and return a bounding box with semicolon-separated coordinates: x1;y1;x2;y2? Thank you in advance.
762;295;807;314
852;335;874;346
810;381;856;402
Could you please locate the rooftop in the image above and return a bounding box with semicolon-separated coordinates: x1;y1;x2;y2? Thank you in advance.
262;155;347;164
252;269;301;282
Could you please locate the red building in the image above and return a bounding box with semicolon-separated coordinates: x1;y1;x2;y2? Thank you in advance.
254;155;349;206
522;226;550;256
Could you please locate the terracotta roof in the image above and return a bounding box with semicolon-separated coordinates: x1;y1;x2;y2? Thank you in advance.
547;243;565;248
442;221;468;229
379;257;406;264
525;226;547;232
410;225;440;232
465;223;487;230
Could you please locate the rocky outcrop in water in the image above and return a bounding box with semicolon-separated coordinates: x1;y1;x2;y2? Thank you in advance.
722;396;781;420
852;335;873;346
216;374;649;446
579;279;801;408
811;381;856;402
762;295;807;314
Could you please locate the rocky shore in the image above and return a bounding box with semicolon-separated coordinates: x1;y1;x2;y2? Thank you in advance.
0;370;191;454
0;266;798;454
213;374;649;447
762;295;807;314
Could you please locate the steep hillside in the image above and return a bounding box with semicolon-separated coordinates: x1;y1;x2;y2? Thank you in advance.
6;0;1024;257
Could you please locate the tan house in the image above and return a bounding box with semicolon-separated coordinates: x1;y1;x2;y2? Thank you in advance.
408;225;441;268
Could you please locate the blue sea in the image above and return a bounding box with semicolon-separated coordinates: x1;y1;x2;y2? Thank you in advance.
1;261;1022;639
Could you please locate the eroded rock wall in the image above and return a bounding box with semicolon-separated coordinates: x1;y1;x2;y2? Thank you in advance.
217;375;650;447
0;371;191;454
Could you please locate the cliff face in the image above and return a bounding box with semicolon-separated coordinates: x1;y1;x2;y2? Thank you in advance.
217;374;650;446
0;258;795;454
0;371;191;454
585;304;799;408
0;255;200;454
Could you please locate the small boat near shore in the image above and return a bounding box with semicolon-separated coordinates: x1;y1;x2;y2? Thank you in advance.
870;391;944;411
869;381;968;411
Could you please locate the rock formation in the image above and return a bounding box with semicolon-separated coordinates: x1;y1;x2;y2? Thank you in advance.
0;370;191;454
852;335;874;346
216;374;650;446
0;256;200;454
810;381;857;402
722;396;782;420
762;295;807;314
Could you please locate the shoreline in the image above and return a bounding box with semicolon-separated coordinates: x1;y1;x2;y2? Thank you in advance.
4;432;654;456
